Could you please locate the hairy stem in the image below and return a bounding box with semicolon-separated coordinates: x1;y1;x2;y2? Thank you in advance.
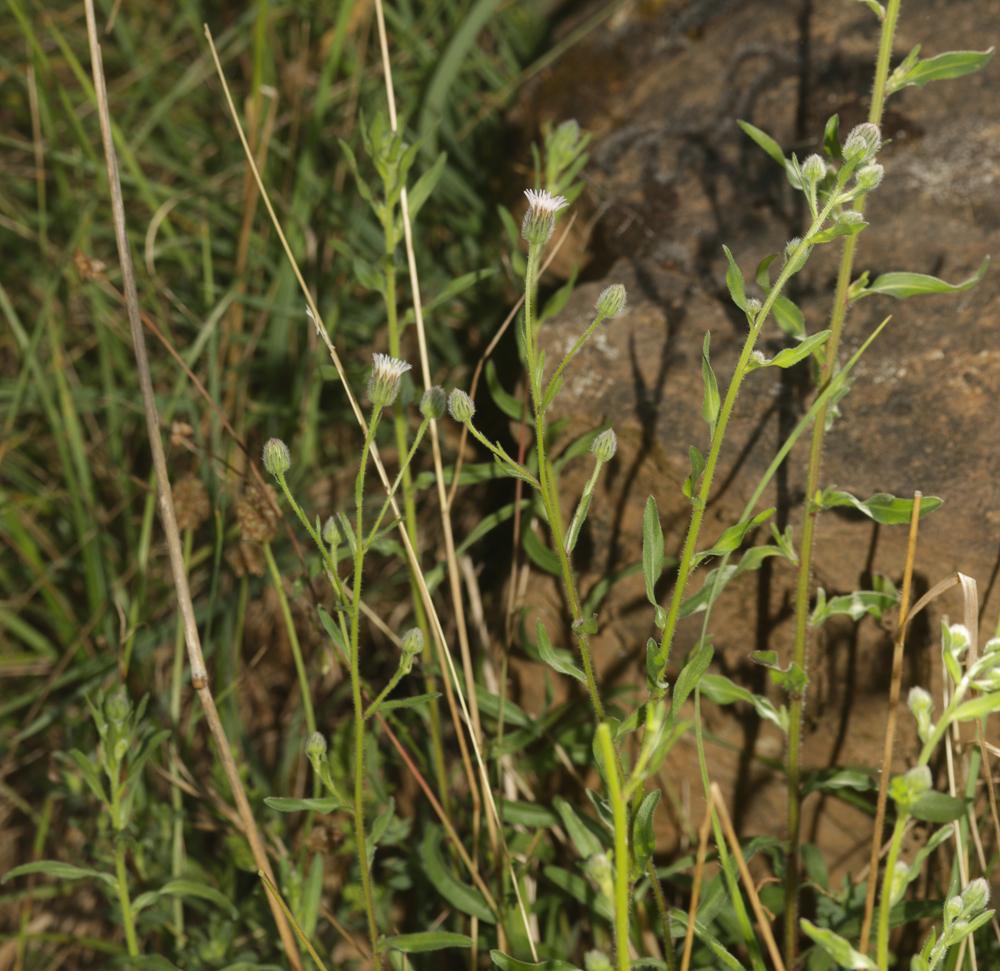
597;724;631;971
785;3;902;962
114;839;139;958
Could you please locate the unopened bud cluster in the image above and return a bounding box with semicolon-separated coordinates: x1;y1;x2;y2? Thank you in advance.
447;389;476;424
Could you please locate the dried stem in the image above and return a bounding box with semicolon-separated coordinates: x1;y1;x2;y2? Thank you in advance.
858;492;922;953
679;802;714;971
81;4;302;967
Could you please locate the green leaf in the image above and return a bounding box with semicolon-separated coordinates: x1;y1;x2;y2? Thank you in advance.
543;864;613;920
800;917;877;969
737;120;786;167
749;331;830;371
672;639;714;711
642;496;665;627
523;528;561;576
722;245;747;311
263;796;343;813
407;151;447;221
1;861;115;888
853;0;885;20
379;692;441;713
67;748;108;805
811;588;898;627
554;797;605;859
382;931;472;954
682;446;705;500
536;621;586;684
823;113;842;160
694;507;775;564
700;673;788;732
889;48;994;94
909;791;966;823
419;826;495;923
490;950;582;971
631;790;661;873
133;879;237;917
858;256;989;300
772;295;806;338
817;489;943;525
951;692;1000;722
502;800;559;828
475;687;530;728
810;217;868;246
700;332;720;429
802;768;876;797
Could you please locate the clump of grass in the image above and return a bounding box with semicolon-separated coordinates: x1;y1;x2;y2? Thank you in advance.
2;3;998;971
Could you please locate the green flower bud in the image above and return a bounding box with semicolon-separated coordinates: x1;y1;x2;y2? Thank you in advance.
367;353;412;408
855;162;884;191
521;188;568;247
889;860;910;907
400;627;424;657
447;388;476;424
946;623;971;654
945;894;964;923
420;386;447;420
322;516;340;547
801;153;826;183
262;438;291;477
961;878;990;915
907;685;934;742
843;122;882;163
590;428;617;463
584;952;614;971
105;689;131;725
595;284;627;319
745;297;762;320
306;731;328;760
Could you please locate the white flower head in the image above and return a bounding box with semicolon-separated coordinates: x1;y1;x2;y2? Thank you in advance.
521;188;569;246
368;353;411;407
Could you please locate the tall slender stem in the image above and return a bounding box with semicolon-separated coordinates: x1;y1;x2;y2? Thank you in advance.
597;724;631;971
114;839;139;957
523;243;604;720
652;173;852;691
784;4;902;962
350;409;383;965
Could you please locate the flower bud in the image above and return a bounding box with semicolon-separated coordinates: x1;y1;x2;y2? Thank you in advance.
401;627;424;657
745;297;762;320
521;188;568;247
584;952;614;971
802;153;826;183
945;894;964;923
855;162;884;191
262;438;291;477
889;860;910;906
420;386;447;421
595;284;627;319
984;637;1000;655
961;878;990;914
843;122;881;163
306;731;328;760
367;353;412;408
447;388;476;424
590;428;618;463
946;623;971;654
105;689;131;725
322;516;340;548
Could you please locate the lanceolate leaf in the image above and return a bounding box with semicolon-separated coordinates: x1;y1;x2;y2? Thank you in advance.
888;48;994;94
817;489;942;525
672;639;714;710
419;826;495;923
748;330;830;371
737;120;786;168
535;621;587;684
642;496;665;627
800;918;877;969
1;861;116;888
722;245;747;311
856;256;989;300
701;332;721;429
490;951;582;971
263;796;343;813
381;932;472;954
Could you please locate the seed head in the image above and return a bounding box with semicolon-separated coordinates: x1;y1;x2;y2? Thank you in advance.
595;284;627;319
367;353;412;408
420;386;447;421
173;475;211;532
843;122;882;163
262;437;291;478
521;188;568;246
591;428;618;464
447;388;476;424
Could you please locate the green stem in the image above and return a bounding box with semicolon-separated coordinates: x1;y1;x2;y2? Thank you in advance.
542;309;608;411
350;408;382;965
263;542;316;738
114;839;139;958
647;858;676;971
366;418;430;547
169;530;193;946
653;167;854;691
785;4;901;962
694;690;767;971
597;723;631;971
523;242;604;720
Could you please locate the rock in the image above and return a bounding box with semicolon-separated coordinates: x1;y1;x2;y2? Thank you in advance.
510;0;999;867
